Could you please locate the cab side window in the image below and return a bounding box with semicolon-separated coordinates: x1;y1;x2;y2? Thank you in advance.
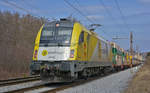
87;34;90;42
79;31;84;44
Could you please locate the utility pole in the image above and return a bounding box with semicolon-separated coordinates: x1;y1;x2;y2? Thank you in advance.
130;32;133;67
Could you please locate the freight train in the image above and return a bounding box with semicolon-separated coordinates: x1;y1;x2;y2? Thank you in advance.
30;18;142;82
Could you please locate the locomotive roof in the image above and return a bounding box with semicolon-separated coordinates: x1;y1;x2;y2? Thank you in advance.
45;18;109;44
44;18;77;28
98;36;109;44
91;31;109;44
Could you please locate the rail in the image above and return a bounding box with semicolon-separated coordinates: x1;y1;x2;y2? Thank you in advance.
0;75;40;87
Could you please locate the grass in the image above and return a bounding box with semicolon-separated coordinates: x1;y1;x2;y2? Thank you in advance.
125;57;150;93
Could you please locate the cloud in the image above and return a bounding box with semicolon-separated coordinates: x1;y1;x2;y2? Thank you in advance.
126;11;150;17
87;15;104;20
80;5;111;14
84;6;104;12
0;1;12;7
139;0;150;3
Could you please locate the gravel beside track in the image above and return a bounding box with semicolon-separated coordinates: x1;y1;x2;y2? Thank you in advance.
24;87;56;93
24;83;67;93
0;66;140;93
56;66;140;93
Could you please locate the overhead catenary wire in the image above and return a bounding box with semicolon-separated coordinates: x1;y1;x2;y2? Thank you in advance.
113;0;133;48
63;0;95;24
98;0;125;34
99;27;113;40
74;0;113;40
89;0;118;40
2;0;30;14
21;0;40;13
98;0;116;23
114;0;131;31
1;0;52;22
98;0;132;42
3;0;112;40
21;0;53;18
74;0;98;22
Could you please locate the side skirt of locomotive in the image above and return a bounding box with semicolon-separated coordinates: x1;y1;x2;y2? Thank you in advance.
30;61;113;83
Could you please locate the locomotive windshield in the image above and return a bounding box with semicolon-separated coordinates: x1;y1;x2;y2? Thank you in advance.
40;26;73;46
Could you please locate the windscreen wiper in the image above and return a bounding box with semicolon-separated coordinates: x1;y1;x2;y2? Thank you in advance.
57;43;63;46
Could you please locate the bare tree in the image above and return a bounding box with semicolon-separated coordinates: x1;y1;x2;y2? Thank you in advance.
0;11;45;79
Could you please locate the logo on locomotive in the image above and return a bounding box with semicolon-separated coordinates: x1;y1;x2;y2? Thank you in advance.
42;50;48;56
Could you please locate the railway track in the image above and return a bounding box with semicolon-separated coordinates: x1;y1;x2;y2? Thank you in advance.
2;78;96;93
0;75;40;87
42;75;109;93
3;70;118;93
4;82;46;93
2;81;68;93
42;69;126;93
0;66;139;93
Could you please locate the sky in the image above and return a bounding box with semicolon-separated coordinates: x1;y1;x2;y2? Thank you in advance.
0;0;150;52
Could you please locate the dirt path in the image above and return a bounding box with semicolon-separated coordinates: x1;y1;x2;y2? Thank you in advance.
125;57;150;93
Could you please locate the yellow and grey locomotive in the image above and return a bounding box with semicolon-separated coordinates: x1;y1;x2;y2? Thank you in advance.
30;18;142;82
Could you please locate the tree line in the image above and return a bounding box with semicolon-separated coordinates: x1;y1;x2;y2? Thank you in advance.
0;11;45;79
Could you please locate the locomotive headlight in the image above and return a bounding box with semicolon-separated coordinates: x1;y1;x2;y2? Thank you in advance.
34;50;38;58
70;49;74;58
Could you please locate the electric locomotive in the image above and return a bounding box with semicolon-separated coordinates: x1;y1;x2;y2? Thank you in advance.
30;18;113;82
30;18;143;82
